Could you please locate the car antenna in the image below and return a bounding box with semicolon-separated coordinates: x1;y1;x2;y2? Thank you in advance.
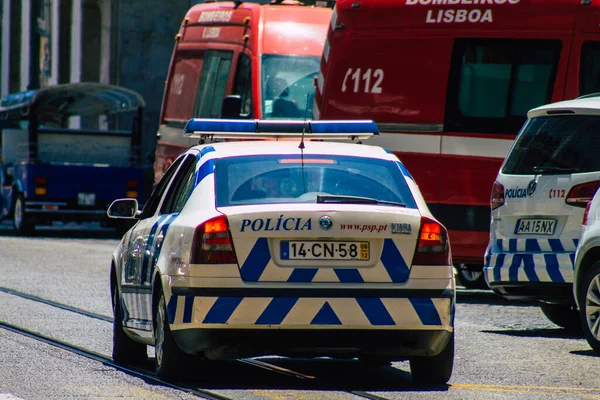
300;94;311;193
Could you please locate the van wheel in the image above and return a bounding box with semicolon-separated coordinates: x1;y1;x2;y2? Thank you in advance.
13;194;34;235
539;302;581;332
579;261;600;352
409;333;454;385
455;264;488;289
112;285;148;366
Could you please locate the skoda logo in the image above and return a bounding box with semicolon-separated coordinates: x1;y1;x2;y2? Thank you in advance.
319;215;333;230
527;179;537;197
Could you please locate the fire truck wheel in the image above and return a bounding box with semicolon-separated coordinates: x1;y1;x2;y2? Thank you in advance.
13;194;34;235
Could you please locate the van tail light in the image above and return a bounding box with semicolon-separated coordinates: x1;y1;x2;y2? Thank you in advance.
412;216;451;266
583;201;593;225
190;215;237;264
566;180;600;208
491;181;505;210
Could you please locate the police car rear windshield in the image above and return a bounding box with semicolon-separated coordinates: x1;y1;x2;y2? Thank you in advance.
215;154;417;208
502;115;600;175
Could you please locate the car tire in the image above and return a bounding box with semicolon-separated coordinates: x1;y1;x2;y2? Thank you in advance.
579;261;600;352
539;302;581;332
112;285;148;366
455;264;488;289
13;194;34;235
155;291;197;380
409;332;454;385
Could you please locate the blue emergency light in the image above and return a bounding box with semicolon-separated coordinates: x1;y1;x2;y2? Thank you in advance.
183;119;379;140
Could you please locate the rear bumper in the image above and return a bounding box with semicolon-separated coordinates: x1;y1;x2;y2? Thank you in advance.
172;327;453;360
484;251;574;301
166;287;454;359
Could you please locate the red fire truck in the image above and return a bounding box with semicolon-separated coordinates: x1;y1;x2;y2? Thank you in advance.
314;0;600;287
155;0;333;184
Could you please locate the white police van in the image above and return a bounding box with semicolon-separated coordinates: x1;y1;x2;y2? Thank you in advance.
108;119;456;384
484;95;600;330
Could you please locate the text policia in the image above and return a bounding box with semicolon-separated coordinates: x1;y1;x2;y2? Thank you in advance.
406;0;521;24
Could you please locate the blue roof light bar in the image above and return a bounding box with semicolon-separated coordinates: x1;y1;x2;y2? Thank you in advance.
183;119;379;140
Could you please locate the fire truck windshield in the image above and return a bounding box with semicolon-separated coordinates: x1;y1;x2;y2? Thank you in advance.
261;54;320;120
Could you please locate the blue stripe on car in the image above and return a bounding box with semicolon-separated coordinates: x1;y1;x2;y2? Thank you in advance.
409;298;442;325
380;239;410;282
203;297;244;324
240;237;270;281
255;298;299;325
356;298;395;326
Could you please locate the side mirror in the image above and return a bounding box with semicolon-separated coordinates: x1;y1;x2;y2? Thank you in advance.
107;198;140;219
220;95;242;119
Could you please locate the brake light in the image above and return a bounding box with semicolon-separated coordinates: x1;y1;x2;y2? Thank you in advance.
583;201;593;225
491;181;505;210
190;215;237;264
566;180;600;208
411;216;451;266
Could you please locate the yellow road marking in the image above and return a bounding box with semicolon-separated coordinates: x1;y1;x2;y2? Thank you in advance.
453;383;600;398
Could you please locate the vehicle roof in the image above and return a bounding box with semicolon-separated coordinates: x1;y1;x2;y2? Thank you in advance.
528;96;600;118
0;82;145;121
191;139;394;159
183;2;331;56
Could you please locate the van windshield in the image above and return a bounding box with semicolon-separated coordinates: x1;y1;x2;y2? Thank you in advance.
502;115;600;175
261;55;320;119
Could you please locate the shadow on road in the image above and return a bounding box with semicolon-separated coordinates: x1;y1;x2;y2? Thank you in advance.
570;349;600;357
130;357;451;394
481;327;583;340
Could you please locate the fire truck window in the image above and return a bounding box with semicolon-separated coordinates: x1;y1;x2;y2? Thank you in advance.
261;54;320;119
234;54;252;117
445;39;561;134
580;41;600;96
194;50;233;118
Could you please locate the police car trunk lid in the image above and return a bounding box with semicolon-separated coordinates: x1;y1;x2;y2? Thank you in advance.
223;204;421;283
494;172;597;253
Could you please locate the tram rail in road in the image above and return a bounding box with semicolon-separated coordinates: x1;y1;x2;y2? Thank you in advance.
0;285;397;400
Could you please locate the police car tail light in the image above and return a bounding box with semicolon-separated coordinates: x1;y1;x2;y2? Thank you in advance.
412;217;450;266
190;215;237;264
566;181;600;208
491;181;504;210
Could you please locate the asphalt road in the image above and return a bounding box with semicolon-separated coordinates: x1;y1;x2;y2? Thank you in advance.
1;222;600;400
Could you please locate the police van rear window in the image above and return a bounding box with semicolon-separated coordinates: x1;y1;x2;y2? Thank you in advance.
215;154;417;208
502;115;600;175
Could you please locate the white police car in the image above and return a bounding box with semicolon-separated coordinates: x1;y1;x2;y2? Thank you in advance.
484;95;600;330
574;187;600;352
108;119;455;384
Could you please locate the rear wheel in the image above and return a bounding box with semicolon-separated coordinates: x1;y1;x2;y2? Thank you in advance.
112;284;148;366
455;264;487;289
13;194;34;235
579;261;600;352
409;333;454;385
539;302;581;332
155;291;198;380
